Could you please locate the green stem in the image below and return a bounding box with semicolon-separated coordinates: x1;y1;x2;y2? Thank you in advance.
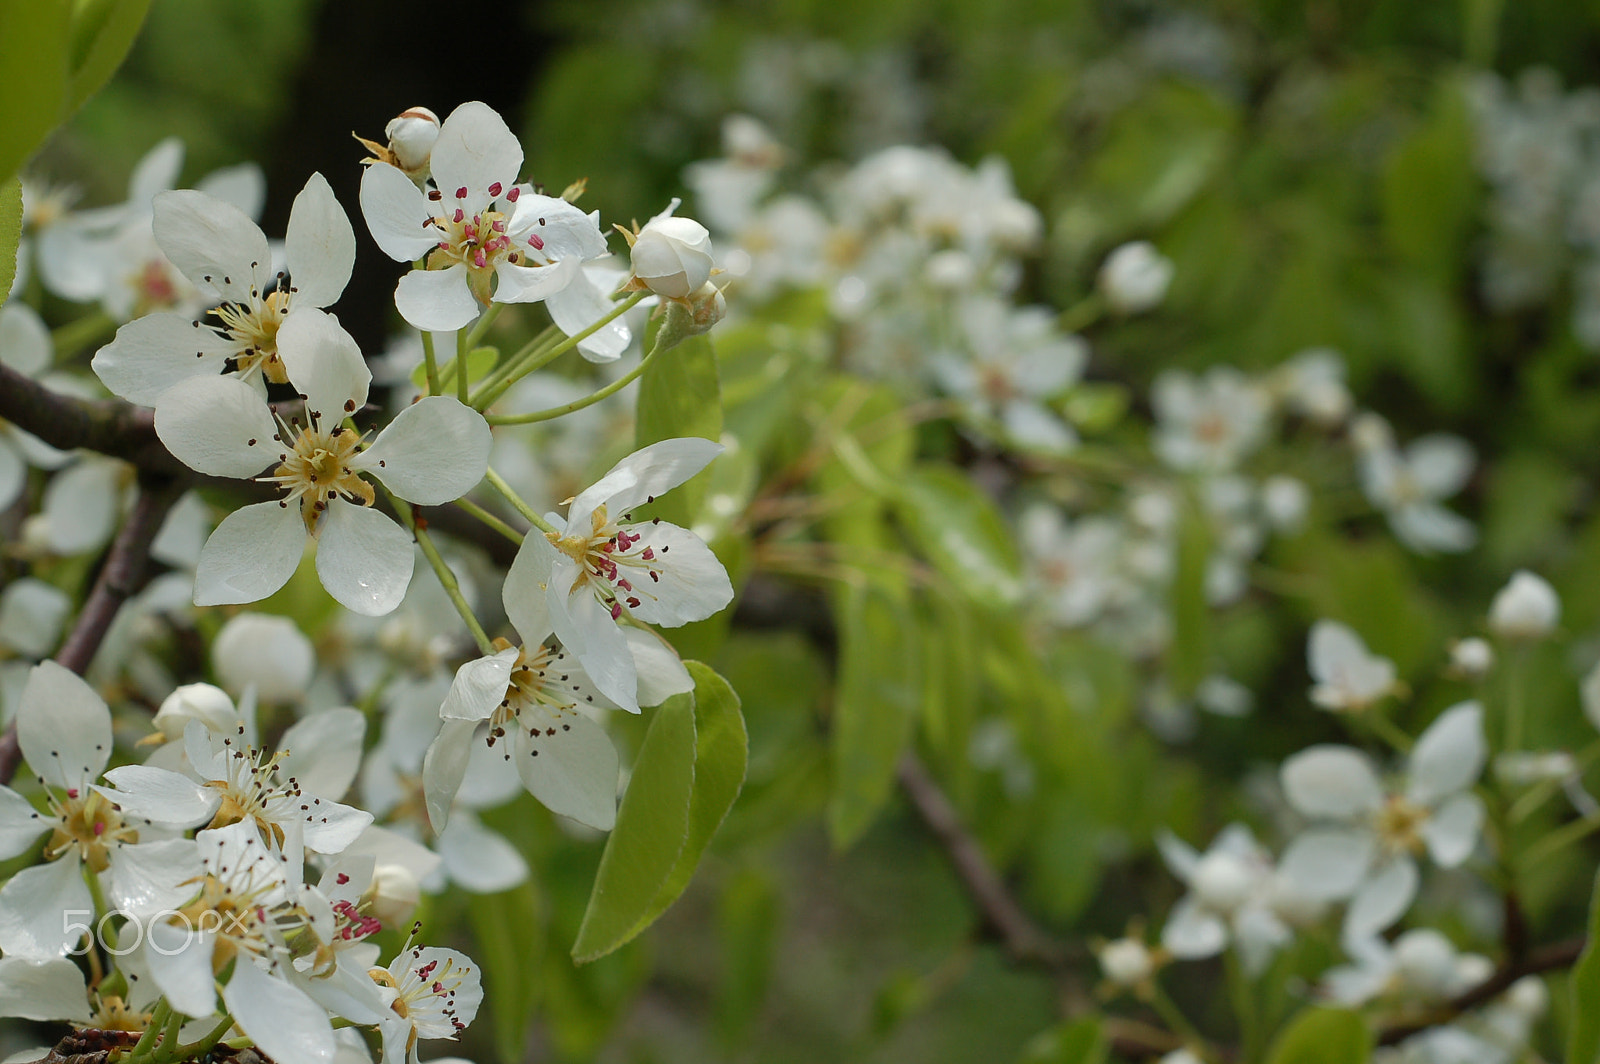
171;1013;238;1062
1057;292;1103;335
1505;643;1530;755
484;466;557;534
1362;708;1414;755
1225;949;1261;1064
420;330;441;397
152;1004;185;1062
455;326;470;404
1510;737;1600;824
472;291;647;411
84;865;117;953
462;302;504;352
469;324;559;406
487;342;658;425
126;999;171;1064
389;494;494;655
1146;981;1213;1060
1521;811;1600;870
453;496;525;544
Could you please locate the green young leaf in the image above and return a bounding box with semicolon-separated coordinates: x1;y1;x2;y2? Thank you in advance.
1567;866;1600;1064
637;661;747;926
0;177;21;300
892;463;1024;610
1016;1017;1107;1064
827;584;918;848
571;692;697;963
635;331;721;526
467;881;543;1064
0;1;73;186
67;0;153;112
1264;1007;1371;1064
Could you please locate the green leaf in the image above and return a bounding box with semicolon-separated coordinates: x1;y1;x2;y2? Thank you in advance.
1017;1017;1107;1064
571;692;697;963
0;177;21;300
892;463;1023;609
713;867;778;1048
1566;866;1600;1064
468;881;543;1064
66;0;152;112
0;1;73;186
637;662;747;926
635;331;721;526
1265;1007;1371;1064
1168;491;1212;697
827;584;918;848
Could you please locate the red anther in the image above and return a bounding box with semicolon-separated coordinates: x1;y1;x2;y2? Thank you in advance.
627;596;641;608
438;240;451;250
66;789;78;799
492;219;507;232
507;186;520;202
93;822;105;835
617;578;633;592
453;208;464;223
433;981;446;994
610;602;623;620
641;547;655;560
454;186;468;199
489;182;503;195
529;233;545;250
474;248;487;268
336;872;350;885
649;571;660;582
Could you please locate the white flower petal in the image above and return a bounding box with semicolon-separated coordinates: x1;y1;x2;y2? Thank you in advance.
437;812;528;892
353;396;490;504
626;628;693;709
92;313;236;407
492;256;580;305
315;502;414;616
1161;896;1227;959
196;163;266;221
276;308;371;424
153;189;271;304
1281;745;1384;820
622;522;735;628
143;921;215;1017
1407;701;1486;805
544;272;629;362
431;101;523;211
1407;434;1474;497
358;162;438;263
0;578;70;659
0;786;46;860
97;765;219;827
0;857;91;959
1000;399;1076;454
17;660;112;790
0;957;90;1022
502;535;556;648
555;573;637;713
193;500;306;607
223;957;335;1064
1278;827;1377;900
1422;793;1484;868
1156;830;1201;882
395;263;481;331
0;304;51;376
154;376;278;478
294;795;374;855
422;719;479;833
512;196;608;261
285;172;355;309
512;705;617;830
107;839;204;919
41;459;123;556
567;437;725;527
1344;857;1418;943
441;648;520;722
279;708;366;799
0;439;23;512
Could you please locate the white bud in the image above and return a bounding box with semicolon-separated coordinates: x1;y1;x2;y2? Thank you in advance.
1099;241;1174;315
1192;851;1255;911
1261;475;1310;532
1392;929;1458;998
367;863;422;928
153;683;239;741
632;201;714;299
1449;637;1494;678
1098;937;1154;986
385;107;440;178
1506;974;1549;1018
1488;570;1560;640
1159;1052;1203;1064
212;612;315;703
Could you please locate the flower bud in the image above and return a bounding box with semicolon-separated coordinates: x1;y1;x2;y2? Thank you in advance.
367;863;422;928
1098;937;1155;987
386;107;440;179
1393;929;1459;998
1099;241;1174;315
1448;637;1494;678
631;203;714;300
1488;570;1560;640
152;683;240;742
1192;851;1255;911
213;612;315;703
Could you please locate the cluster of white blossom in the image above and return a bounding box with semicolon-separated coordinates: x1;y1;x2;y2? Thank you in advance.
0;99;738;1062
1468;67;1600;348
1100;569;1586;1062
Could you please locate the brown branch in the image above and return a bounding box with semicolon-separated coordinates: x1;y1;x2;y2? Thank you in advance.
0;478;183;785
0;363;183;475
1375;935;1585;1046
896;752;1076;970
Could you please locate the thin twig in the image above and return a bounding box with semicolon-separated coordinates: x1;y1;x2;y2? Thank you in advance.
1375;935;1585;1046
0;479;183;785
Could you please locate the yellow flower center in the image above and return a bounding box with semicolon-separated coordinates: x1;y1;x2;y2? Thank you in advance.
265;422;374;531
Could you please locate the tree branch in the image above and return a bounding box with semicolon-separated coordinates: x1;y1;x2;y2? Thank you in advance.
896;752;1076;970
1375;935;1585;1046
0;478;183;785
0;363;183;475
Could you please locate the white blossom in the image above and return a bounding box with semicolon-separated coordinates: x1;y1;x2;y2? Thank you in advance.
1487;570;1559;640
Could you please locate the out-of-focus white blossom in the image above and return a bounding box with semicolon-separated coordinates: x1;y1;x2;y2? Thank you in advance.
1487;570;1559;640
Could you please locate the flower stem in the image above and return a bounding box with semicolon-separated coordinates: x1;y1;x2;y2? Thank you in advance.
472;291;647;411
125;999;171;1064
1225;949;1261;1064
50;310;115;359
1146;981;1214;1061
462;302;504;354
1521;810;1600;869
455;326;471;404
1057;292;1103;335
1510;737;1600;823
484;466;558;534
487;342;658;425
171;1012;238;1062
389;494;494;655
421;330;441;396
469;324;559;405
453;496;525;544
